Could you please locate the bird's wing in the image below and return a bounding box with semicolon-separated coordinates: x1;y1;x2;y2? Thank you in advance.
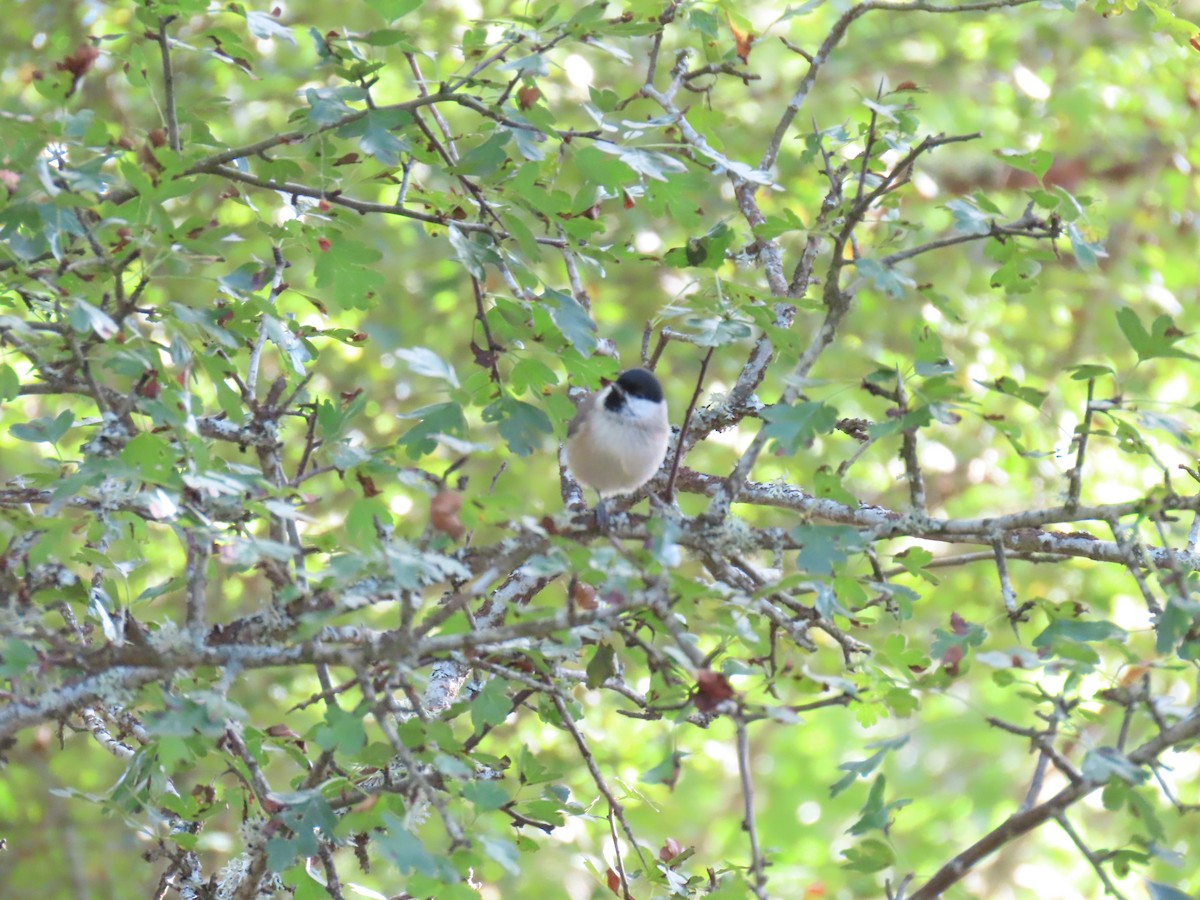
567;393;595;438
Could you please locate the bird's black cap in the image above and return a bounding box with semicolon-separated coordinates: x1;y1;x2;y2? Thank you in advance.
614;367;664;403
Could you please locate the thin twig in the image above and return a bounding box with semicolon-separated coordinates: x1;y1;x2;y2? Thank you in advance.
760;0;1041;170
735;718;769;899
911;710;1200;899
1055;813;1126;899
1108;520;1163;615
155;17;181;152
897;371;926;513
992;538;1018;621
1066;378;1095;509
470;274;503;383
664;346;714;503
184;530;209;633
550;692;651;876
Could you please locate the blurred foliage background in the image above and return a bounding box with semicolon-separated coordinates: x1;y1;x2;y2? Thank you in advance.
2;0;1200;898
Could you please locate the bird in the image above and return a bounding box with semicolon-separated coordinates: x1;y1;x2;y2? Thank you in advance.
565;367;670;528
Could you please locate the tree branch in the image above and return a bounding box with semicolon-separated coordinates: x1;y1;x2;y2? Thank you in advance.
910;710;1200;899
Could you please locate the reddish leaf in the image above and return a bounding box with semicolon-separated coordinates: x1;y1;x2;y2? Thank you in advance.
138;372;160;399
694;669;735;712
56;43;99;95
430;490;465;540
942;644;964;676
517;84;541;109
605;867;621;895
470;339;498;370
659;837;683;862
950;611;969;635
571;578;598;610
726;14;753;63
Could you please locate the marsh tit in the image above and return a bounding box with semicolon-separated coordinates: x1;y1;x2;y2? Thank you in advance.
565;367;670;527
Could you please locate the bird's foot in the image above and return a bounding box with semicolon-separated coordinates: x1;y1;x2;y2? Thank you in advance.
594;499;610;531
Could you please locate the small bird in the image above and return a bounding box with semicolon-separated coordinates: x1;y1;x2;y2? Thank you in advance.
565;367;670;528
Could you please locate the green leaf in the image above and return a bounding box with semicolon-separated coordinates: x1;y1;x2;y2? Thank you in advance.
913;326;954;376
447;225;498;278
478;835;521;876
641;750;685;786
813;467;858;506
245;10;296;43
68;299;119;339
462;780;510;811
868;406;932;440
593;139;688;182
1141;0;1200;46
855;258;915;299
982;375;1048;409
395;347;459;388
944;198;991;236
379;814;452;879
753;208;806;240
1116;308;1200;363
510;357;558;395
37;202;86;259
265;837;300;873
304;87;357;128
120;432;176;483
1144;880;1193;900
482;395;553;457
312;706;367;754
366;0;424;18
586;643;616;688
791;525;866;576
0;364;19;402
471;677;512;731
663;222;736;269
0;639;36;678
892;547;938;584
541;289;598;355
930;619;987;659
1067;223;1105;269
396;402;468;459
261;315;311;375
830;736;908;797
349;109;411;166
454;130;511;177
762;401;838;453
1081;747;1148;785
11;409;74;444
847;774;910;835
1066;363;1113;381
989;255;1041;294
841;837;895;873
679;314;753;347
1155;597;1190;655
1031;618;1127;649
996;148;1053;180
313;238;385;310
